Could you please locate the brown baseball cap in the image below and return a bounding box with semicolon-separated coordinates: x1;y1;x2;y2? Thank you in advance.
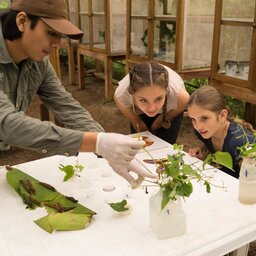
11;0;83;40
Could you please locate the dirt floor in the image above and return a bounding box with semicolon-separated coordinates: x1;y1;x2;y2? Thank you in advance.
0;66;255;255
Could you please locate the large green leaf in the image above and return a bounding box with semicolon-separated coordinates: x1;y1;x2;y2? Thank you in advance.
213;152;233;170
166;160;180;178
203;151;233;171
6;167;96;233
35;212;92;233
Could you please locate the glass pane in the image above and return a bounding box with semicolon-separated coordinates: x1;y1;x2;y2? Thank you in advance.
130;19;148;56
92;0;104;13
218;25;252;80
109;0;126;53
153;20;176;63
93;15;105;49
131;0;148;16
222;0;255;21
182;0;215;69
79;0;88;12
68;0;79;27
155;0;177;16
80;15;89;44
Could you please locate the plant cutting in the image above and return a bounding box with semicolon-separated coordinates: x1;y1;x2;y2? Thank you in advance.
59;161;84;181
141;144;232;239
107;199;129;212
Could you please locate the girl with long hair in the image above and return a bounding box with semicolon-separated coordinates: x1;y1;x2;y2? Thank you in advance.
114;62;189;144
187;85;255;178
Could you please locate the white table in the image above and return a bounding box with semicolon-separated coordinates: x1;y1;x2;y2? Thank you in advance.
0;132;255;256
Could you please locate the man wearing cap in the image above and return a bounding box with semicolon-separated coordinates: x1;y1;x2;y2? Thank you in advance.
0;0;157;185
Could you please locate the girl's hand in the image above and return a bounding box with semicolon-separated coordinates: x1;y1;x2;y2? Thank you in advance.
188;146;208;160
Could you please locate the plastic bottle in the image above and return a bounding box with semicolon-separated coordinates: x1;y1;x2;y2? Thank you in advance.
149;189;186;239
238;156;256;204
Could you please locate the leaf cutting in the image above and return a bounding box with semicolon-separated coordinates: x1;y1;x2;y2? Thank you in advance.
59;161;84;181
6;166;96;233
107;199;129;212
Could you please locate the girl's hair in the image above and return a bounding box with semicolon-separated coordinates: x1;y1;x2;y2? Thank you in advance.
0;10;39;41
188;85;254;132
128;62;171;128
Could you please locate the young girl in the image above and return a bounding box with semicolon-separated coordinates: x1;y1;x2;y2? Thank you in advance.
187;85;255;178
114;62;189;144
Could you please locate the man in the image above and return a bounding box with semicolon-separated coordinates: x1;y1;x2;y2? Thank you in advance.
0;0;156;185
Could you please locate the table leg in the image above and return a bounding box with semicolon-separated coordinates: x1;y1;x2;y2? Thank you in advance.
228;244;249;256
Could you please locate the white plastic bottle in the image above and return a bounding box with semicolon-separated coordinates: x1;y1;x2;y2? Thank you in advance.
238;156;256;204
149;189;186;239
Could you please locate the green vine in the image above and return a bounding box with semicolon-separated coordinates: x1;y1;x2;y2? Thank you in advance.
141;144;231;210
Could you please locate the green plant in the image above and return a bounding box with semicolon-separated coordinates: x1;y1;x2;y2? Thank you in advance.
237;128;256;158
0;0;10;9
113;61;126;80
98;29;105;41
83;56;96;69
107;199;129;212
225;96;245;118
59;161;84;181
143;144;232;210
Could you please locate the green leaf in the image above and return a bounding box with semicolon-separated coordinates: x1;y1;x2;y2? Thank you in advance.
204;181;211;193
161;187;173;210
173;144;184;151
35;212;92;233
213;152;233;170
240;144;256;157
6;167;96;233
74;164;84;172
107;199;129;212
203;152;233;171
203;154;214;169
34;215;53;233
59;164;75;181
182;164;201;179
176;181;193;198
166;160;180;178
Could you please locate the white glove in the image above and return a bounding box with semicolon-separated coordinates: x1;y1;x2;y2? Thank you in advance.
109;160;158;188
96;133;145;165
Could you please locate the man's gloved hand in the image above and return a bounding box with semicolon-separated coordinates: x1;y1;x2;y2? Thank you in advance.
109;160;158;188
96;133;145;165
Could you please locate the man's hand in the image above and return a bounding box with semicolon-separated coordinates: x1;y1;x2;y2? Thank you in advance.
96;133;145;165
109;160;157;188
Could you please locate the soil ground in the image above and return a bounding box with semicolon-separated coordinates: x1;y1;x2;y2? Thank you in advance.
0;66;255;255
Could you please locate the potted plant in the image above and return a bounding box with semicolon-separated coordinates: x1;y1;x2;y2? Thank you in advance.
143;144;232;239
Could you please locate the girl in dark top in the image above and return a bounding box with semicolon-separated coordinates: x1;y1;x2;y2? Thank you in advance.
187;86;255;178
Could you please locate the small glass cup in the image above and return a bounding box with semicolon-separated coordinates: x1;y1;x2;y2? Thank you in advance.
224;60;238;76
238;61;249;78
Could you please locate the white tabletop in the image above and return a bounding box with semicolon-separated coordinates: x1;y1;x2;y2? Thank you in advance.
0;132;256;256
